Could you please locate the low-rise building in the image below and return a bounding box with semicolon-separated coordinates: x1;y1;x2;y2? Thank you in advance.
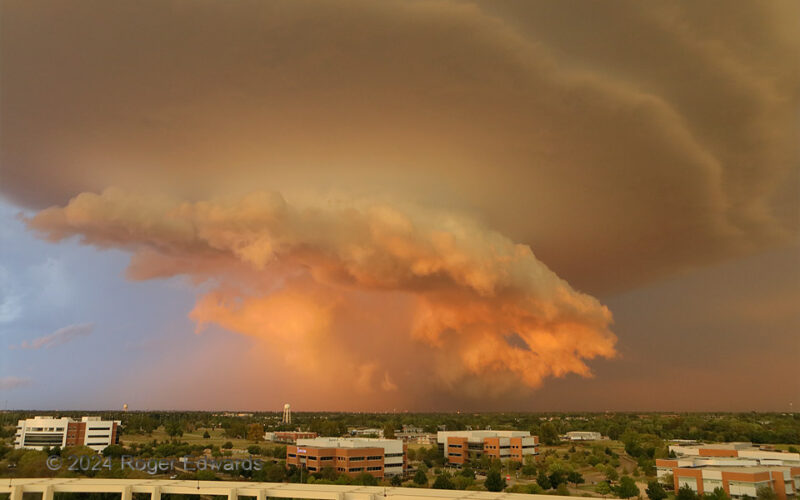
437;430;538;465
15;416;120;452
263;431;318;443
670;466;800;500
658;444;800;500
664;443;800;468
286;437;406;479
565;431;603;441
348;428;384;438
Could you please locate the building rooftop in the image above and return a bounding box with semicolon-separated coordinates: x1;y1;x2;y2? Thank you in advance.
296;437;401;448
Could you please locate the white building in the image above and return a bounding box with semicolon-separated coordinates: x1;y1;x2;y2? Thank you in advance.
437;430;539;464
15;416;120;452
565;431;603;441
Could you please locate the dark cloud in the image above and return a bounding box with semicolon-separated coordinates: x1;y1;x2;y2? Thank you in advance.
1;0;797;294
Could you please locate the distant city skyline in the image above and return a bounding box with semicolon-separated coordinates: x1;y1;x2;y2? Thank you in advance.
0;0;797;411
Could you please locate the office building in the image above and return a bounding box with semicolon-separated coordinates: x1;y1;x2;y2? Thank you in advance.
15;416;120;452
656;443;800;500
437;430;539;465
668;465;800;500
286;437;406;478
263;431;318;443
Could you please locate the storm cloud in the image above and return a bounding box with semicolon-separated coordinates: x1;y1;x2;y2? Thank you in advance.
2;0;797;293
1;0;797;406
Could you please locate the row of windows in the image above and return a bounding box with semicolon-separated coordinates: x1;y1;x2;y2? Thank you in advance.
349;467;363;472
448;452;462;457
23;436;63;445
366;466;382;471
298;453;396;461
449;444;462;448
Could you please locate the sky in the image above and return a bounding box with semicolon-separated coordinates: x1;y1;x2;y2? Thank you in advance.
0;0;798;411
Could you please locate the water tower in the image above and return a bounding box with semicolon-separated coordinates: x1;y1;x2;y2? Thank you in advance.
282;403;291;424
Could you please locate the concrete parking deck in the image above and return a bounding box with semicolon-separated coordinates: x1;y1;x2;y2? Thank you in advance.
1;478;569;500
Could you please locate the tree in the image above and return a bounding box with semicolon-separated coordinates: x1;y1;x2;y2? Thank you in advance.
756;486;778;500
485;470;506;492
390;475;403;486
537;470;552;490
677;484;698;500
616;476;639;499
165;421;184;438
383;424;396;440
549;470;566;487
540;422;560;446
414;469;428;486
222;441;234;449
433;473;455;490
568;470;585;488
203;431;211;439
354;473;378;486
247;424;264;442
646;480;667;500
317;466;338;481
706;487;730;500
247;445;262;455
406;448;417;461
595;481;612;498
604;466;619;482
102;445;124;458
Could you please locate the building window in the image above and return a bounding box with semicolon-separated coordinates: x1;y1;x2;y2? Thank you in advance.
350;457;365;461
367;455;382;460
349;467;363;472
367;466;382;471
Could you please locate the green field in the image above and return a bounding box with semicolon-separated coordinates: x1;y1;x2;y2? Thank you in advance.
120;427;268;451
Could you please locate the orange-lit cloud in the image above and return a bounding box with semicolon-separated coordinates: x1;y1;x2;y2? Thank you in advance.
27;189;616;402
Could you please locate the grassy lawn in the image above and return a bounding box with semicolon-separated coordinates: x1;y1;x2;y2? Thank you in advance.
120;427;262;450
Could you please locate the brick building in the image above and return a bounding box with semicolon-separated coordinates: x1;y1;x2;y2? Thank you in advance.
286;437;406;479
437;430;539;465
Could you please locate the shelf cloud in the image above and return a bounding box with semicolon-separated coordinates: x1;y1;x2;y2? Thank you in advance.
2;0;797;294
